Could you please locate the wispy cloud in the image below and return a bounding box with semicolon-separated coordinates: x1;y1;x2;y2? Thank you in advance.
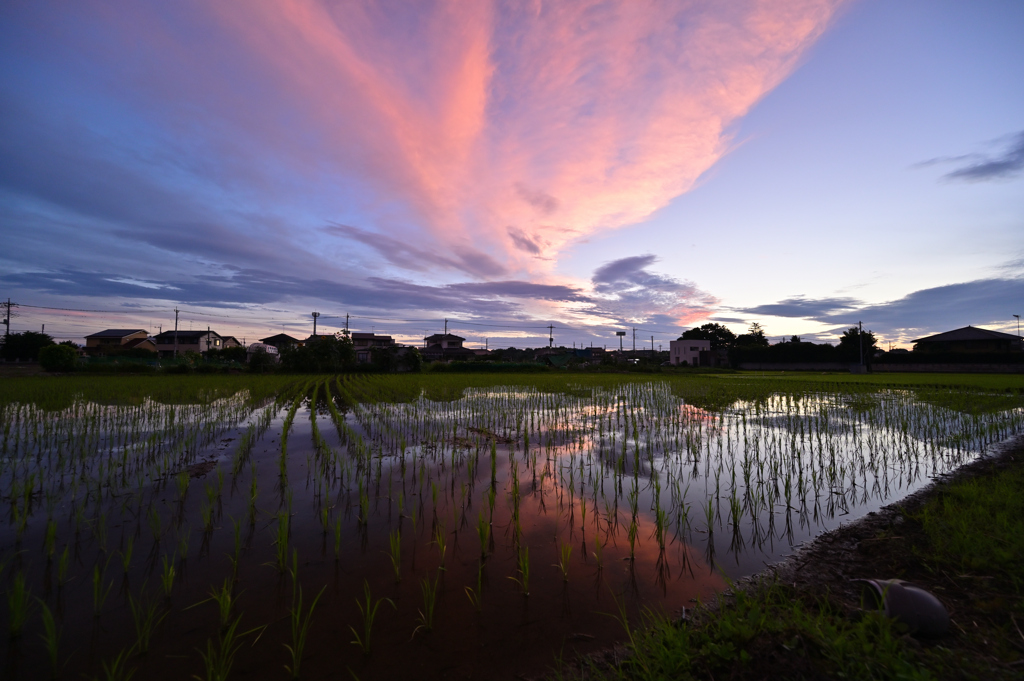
590;255;717;324
917;131;1024;182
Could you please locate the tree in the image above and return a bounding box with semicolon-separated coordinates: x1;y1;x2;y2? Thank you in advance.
680;323;736;349
280;331;355;373
39;344;78;371
734;322;769;348
0;331;54;361
838;327;879;363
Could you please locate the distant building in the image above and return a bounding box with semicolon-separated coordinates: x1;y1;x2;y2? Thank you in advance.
220;336;242;348
122;338;158;353
84;329;149;354
912;326;1022;353
669;338;710;366
352;333;395;363
422;333;474;361
259;333;300;350
154;330;224;357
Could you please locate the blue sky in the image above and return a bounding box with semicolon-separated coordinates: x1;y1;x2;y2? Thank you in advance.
1;0;1021;349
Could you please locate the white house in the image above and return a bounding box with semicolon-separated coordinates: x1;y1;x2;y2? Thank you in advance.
669;338;710;366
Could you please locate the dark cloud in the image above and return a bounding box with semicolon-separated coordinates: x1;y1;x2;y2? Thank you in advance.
741;296;859;318
590;254;716;322
739;277;1024;339
917;131;1024;182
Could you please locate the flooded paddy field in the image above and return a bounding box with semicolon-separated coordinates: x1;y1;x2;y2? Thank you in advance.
2;373;1022;680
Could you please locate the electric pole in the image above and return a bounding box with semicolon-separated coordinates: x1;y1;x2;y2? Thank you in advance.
1015;314;1021;349
651;335;654;355
311;311;320;337
547;324;554;348
2;298;12;341
173;308;179;359
858;320;864;366
207;325;211;354
632;327;636;353
444;318;448;335
345;313;349;332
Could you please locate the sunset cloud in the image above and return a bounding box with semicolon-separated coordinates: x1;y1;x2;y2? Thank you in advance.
207;0;847;273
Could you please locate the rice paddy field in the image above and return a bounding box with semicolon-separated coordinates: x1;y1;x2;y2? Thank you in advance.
2;372;1023;680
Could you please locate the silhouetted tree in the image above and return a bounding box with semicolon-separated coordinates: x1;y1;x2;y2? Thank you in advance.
681;323;736;349
734;322;769;348
838;327;879;362
280;331;355;373
0;331;54;361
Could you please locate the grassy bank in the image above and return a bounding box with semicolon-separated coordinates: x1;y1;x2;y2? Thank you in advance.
570;447;1024;681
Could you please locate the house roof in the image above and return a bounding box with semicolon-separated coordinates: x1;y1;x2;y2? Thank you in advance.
154;330;221;342
85;329;147;339
220;336;239;343
424;333;465;341
352;333;394;340
123;338;156;350
259;333;299;344
912;326;1020;344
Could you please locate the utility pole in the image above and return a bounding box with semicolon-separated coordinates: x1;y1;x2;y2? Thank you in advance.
311;311;320;337
345;313;349;332
2;298;11;341
444;318;448;335
632;327;636;353
858;320;864;366
547;324;554;348
1015;314;1021;349
173;308;179;359
206;325;211;354
651;335;654;355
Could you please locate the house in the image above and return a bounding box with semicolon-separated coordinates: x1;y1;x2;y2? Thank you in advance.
422;333;474;361
259;333;300;350
912;326;1022;353
352;333;395;363
669;338;710;366
220;336;242;348
84;329;149;354
122;338;157;353
153;330;224;357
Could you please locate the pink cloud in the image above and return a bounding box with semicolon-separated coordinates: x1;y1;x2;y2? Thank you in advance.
195;1;846;277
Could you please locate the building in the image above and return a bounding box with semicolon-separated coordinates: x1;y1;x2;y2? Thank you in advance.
122;338;157;353
84;329;149;353
220;336;242;348
259;333;300;350
352;333;395;363
422;333;474;361
153;329;224;357
912;326;1022;353
669;338;710;366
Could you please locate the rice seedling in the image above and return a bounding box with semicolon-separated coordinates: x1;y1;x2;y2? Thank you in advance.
160;553;177;598
386;529;401;582
38;599;61;676
349;580;393;655
555;541;572;581
92;562;113;618
7;572;32;639
415;573;440;634
476;512;490;560
57;544;71;587
509;546;530;596
432;522;447;569
194;616;250;681
127;592;167;654
119;535;134;573
284;583;326;677
99;646;136;681
271;512;290;573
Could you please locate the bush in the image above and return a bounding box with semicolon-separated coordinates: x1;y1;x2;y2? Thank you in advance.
39;344;78;372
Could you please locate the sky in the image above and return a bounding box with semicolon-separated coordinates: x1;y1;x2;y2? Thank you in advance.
1;0;1022;350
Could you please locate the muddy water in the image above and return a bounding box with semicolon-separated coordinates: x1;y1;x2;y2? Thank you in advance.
2;383;1012;680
